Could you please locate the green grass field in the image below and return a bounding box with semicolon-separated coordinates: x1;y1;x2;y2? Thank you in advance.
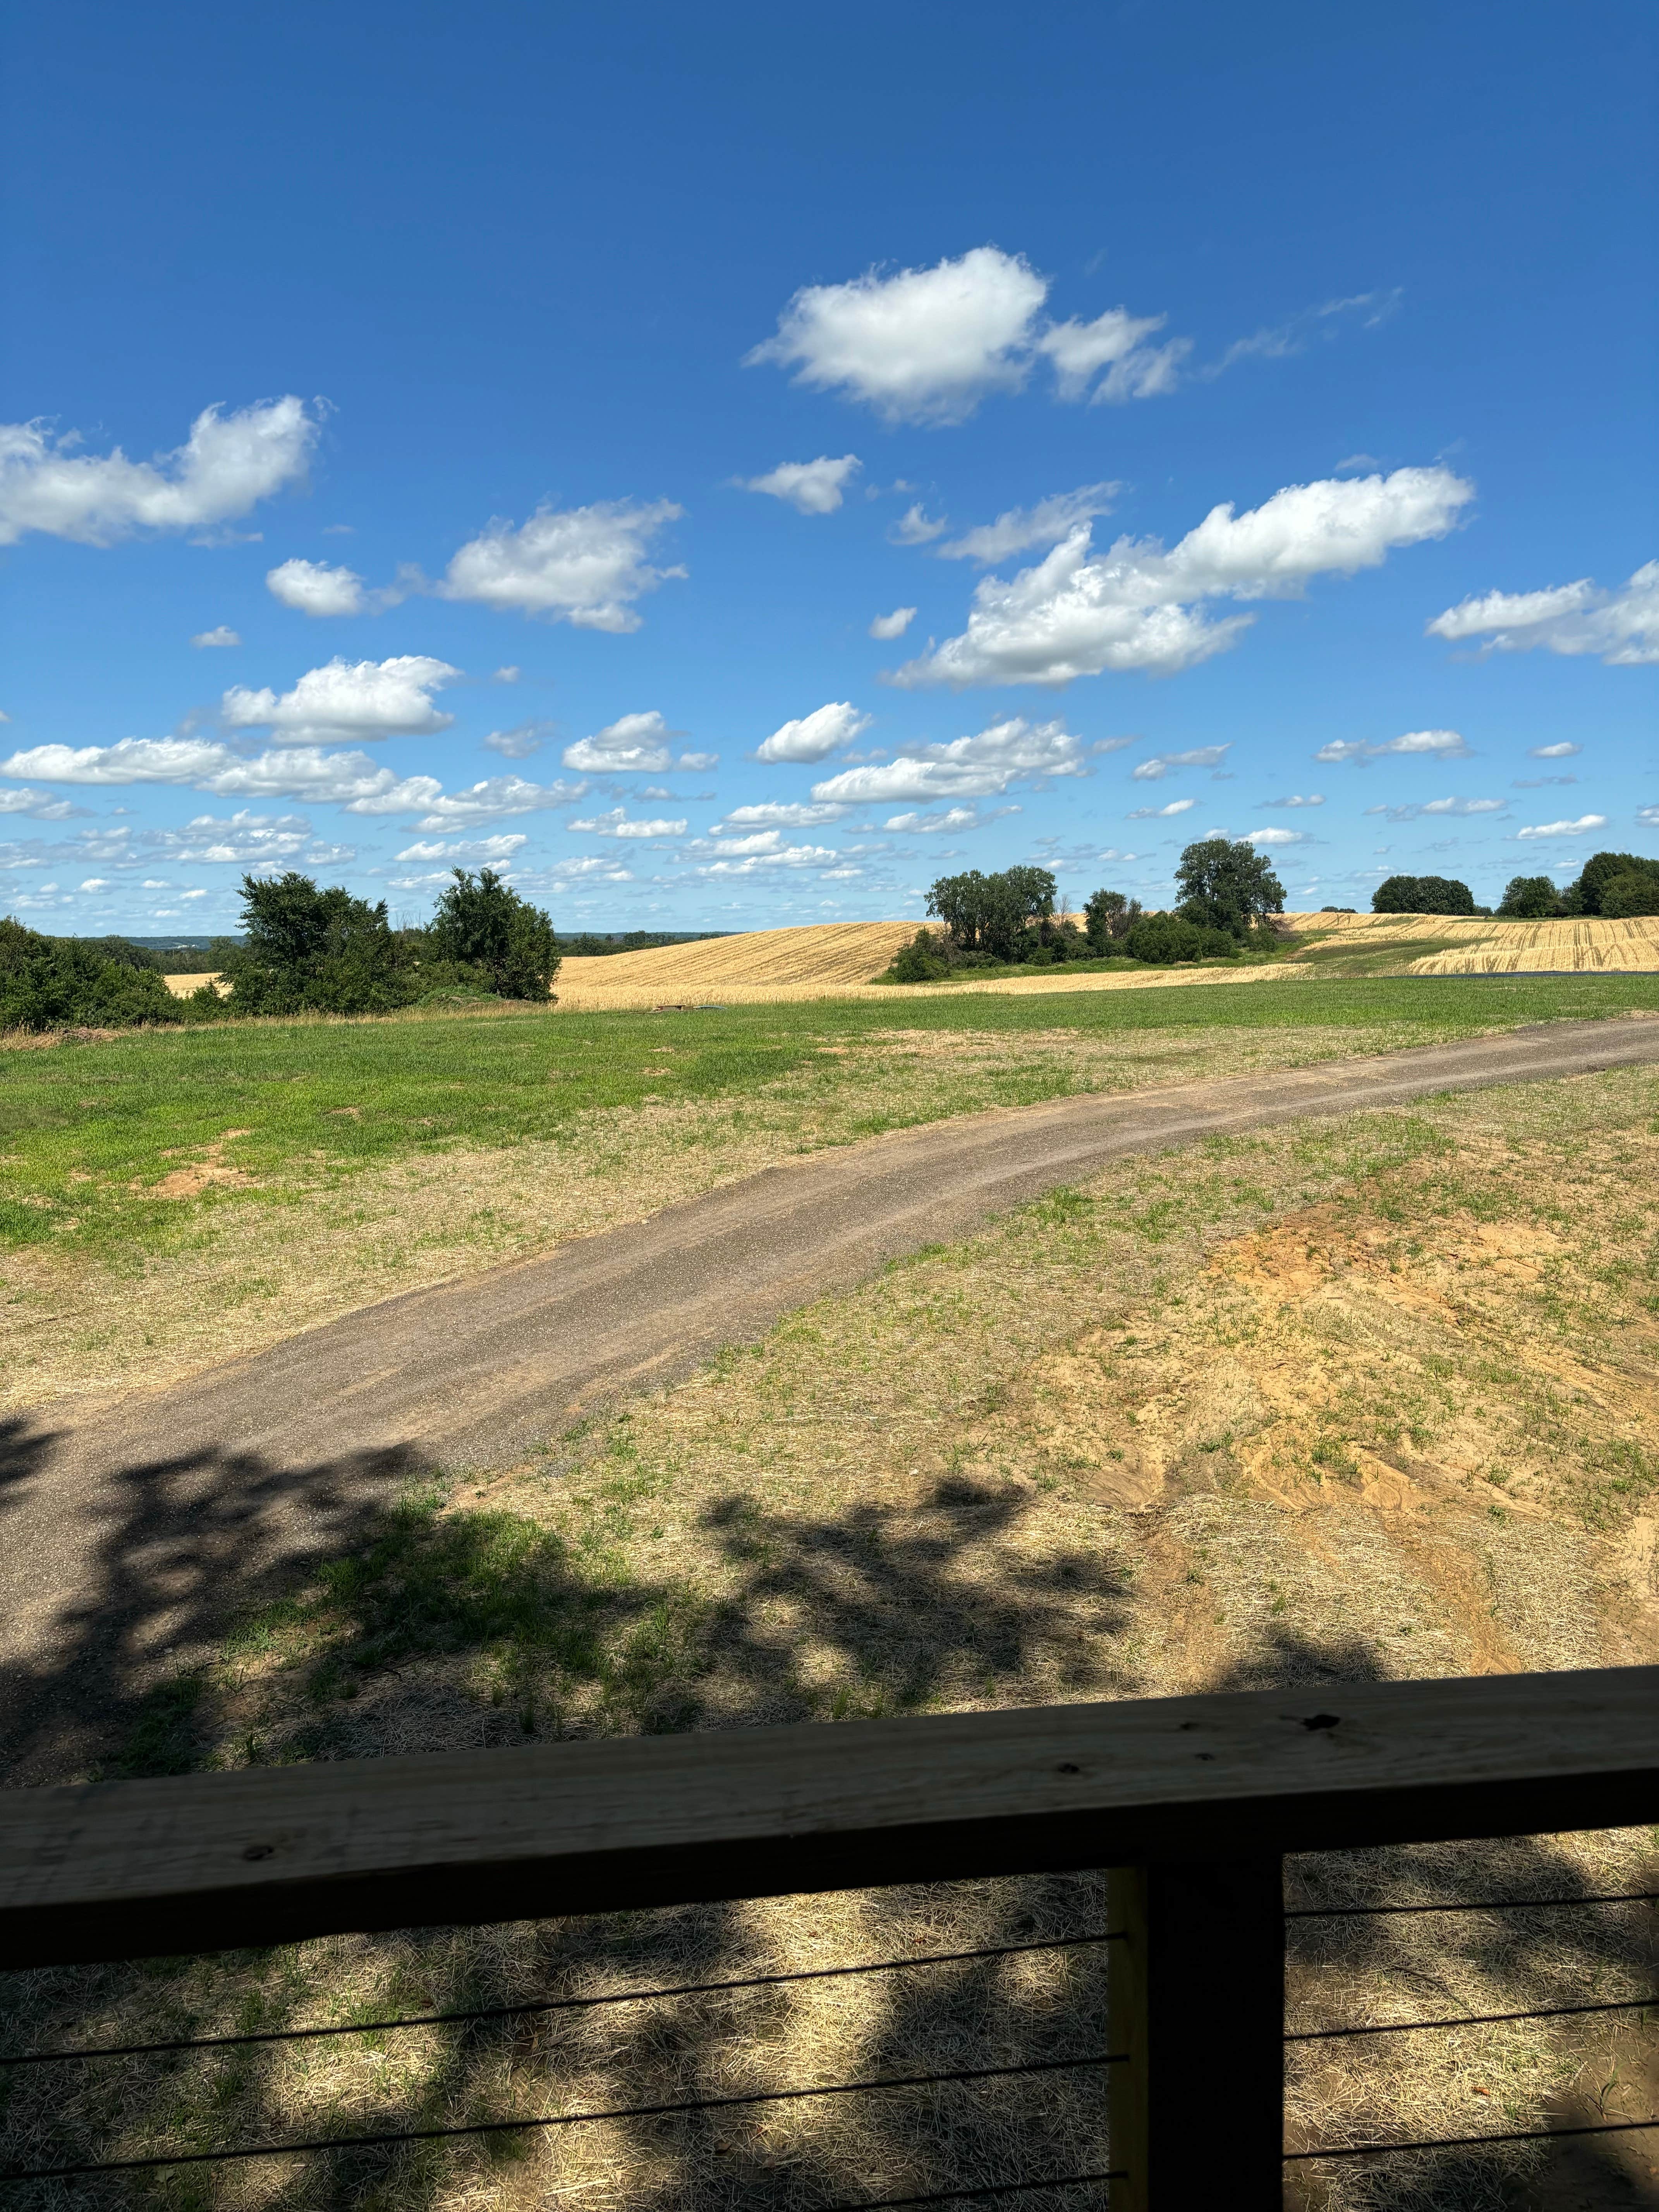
5;973;1658;1264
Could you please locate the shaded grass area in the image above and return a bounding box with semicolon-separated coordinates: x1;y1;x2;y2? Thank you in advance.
5;972;1659;1268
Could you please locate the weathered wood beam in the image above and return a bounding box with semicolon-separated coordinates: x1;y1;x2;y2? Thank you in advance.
3;1668;1656;1969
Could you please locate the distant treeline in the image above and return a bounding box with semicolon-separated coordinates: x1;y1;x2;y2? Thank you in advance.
1;869;563;1032
1369;853;1659;920
883;838;1288;981
559;931;728;956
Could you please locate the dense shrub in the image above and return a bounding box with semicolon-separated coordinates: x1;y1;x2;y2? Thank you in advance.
1372;874;1477;915
1122;913;1239;965
1497;874;1565;918
884;928;954;982
428;868;561;1000
0;917;182;1031
220;874;424;1016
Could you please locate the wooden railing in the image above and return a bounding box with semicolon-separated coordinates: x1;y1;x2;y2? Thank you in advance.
4;1665;1658;2206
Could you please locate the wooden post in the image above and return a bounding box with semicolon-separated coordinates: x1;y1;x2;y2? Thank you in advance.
1109;1857;1284;2210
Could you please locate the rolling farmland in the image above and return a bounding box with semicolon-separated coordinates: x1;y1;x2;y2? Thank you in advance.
1302;910;1659;971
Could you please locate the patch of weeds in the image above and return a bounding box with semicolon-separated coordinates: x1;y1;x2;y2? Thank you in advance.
233;1488;715;1746
111;1670;209;1778
1309;1436;1360;1483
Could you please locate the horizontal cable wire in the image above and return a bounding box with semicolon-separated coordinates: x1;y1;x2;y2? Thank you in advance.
1288;1992;1659;2042
0;1932;1119;2069
1288;2115;1659;2161
0;2050;1123;2184
818;2172;1125;2209
1287;1890;1659;1920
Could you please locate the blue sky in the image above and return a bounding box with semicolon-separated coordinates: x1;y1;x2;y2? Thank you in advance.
2;0;1653;935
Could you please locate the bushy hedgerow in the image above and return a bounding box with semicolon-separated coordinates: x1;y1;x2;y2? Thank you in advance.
0;917;183;1032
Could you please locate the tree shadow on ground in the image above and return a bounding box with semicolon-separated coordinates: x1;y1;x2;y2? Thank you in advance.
2;1473;1654;2210
0;1412;429;1786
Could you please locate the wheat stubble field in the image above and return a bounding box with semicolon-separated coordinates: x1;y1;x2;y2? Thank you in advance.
7;952;1659;2209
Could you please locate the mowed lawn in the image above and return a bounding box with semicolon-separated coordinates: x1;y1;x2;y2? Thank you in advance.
5;973;1659;1267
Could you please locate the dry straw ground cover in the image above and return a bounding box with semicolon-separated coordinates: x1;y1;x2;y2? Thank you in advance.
10;1062;1659;2209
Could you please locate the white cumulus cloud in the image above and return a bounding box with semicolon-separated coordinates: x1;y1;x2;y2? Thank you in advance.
567;807;688;838
890;503;948;545
0;735;583;830
221;655;460;744
191;625;241;648
880;807;986;833
145;811;356;866
1364;796;1506;823
1132;745;1230;781
1260;793;1325;807
740;455;861;514
1316;727;1471;766
1530;742;1582;758
937;484;1121;565
754;701;872;764
561;710;715;773
0;397;318;546
1517;814;1608;840
1427;563;1659;666
265;557;373;617
482;721;549;759
747;247;1048;425
437;500;685;630
810;716;1084;804
892;467;1474;687
0;787;82;819
1127;798;1197;819
1245;826;1307;845
394;834;529;862
1036;309;1188;404
869;606;917;640
692;833;861;878
747;248;1192;424
718;802;849;830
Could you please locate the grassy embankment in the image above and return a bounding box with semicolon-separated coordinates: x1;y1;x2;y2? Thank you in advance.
6;973;1659;1408
9;1046;1659;2207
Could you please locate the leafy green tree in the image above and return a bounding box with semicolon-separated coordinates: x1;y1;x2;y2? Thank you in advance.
223;872;421;1015
1372;873;1476;915
925;866;1057;961
1561;851;1659;915
1174;838;1285;939
1084;888;1142;951
427;868;561;1000
1497;874;1564;918
1599;871;1659;919
0;917;182;1030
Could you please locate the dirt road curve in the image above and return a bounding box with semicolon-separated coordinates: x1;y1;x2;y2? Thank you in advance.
4;1016;1658;1776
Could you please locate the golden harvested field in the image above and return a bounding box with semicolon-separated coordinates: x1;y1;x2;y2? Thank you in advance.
552;914;1659;1008
1302;911;1659;973
161;915;1659;1013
